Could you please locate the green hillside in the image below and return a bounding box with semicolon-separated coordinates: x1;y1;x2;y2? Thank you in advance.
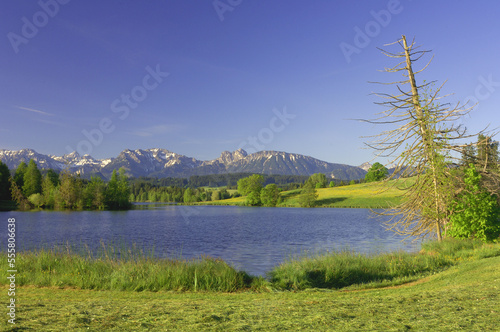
205;178;413;209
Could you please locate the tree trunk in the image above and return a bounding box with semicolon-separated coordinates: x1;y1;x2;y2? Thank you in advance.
402;35;443;241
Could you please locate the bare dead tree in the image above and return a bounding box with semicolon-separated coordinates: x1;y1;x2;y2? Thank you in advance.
362;35;486;241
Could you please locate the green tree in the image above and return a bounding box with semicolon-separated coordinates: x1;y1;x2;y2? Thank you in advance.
211;190;221;201
477;134;499;172
117;168;131;208
41;173;56;208
220;188;231;199
46;169;60;187
160;192;171;202
22;159;42;197
449;164;500;242
460;144;477;167
57;172;83;209
106;168;131;209
260;183;280;207
0;161;11;201
13;161;27;188
364;162;388;183
148;190;158;202
298;182;318;207
245;174;264;206
329;181;335;188
237;177;250;195
106;170;119;205
474;135;500;198
28;193;44;208
183;187;198;203
84;176;106;209
10;178;31;210
307;173;328;188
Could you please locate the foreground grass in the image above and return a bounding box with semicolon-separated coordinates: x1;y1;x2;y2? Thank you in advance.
271;239;500;291
2;239;498;294
205;179;412;208
2;253;498;330
0;244;258;293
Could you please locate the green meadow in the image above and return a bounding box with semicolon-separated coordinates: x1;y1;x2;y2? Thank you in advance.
204;178;412;209
1;239;499;330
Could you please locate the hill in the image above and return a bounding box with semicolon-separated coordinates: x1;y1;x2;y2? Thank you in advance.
205;179;411;209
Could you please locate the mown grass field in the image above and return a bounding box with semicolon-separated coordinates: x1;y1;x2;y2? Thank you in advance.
204;179;412;209
2;251;498;331
1;240;499;330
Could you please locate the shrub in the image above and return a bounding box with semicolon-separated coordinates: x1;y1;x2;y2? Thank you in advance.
449;164;500;242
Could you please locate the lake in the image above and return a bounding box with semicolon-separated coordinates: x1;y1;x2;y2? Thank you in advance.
1;205;421;276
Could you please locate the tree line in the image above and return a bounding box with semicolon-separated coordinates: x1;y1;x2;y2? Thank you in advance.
1;160;359;209
130;173;311;191
0;159;131;210
235;172;357;208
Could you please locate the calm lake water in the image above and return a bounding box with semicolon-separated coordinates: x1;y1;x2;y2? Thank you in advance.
1;205;421;276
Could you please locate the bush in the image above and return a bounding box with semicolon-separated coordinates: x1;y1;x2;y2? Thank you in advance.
449;164;500;242
260;184;280;207
28;193;44;208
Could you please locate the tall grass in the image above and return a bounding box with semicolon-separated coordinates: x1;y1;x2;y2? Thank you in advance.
2;239;497;293
0;242;258;292
269;238;500;290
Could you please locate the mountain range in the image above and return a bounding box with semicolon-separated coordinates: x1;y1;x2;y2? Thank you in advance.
0;148;368;181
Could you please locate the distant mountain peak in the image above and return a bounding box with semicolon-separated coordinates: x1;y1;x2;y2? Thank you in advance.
0;148;367;181
63;151;81;159
218;149;248;164
358;162;371;171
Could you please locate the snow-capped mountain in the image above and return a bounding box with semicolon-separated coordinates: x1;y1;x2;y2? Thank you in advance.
358;162;372;172
0;148;367;180
0;149;110;177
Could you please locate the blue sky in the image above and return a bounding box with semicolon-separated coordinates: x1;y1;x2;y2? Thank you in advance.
1;0;499;166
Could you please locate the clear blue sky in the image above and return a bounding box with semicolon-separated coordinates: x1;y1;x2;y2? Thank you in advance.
1;0;499;166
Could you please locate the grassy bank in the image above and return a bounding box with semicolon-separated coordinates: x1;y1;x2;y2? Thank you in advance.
203;179;411;208
1;244;498;330
271;239;500;291
2;239;498;294
0;243;259;293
